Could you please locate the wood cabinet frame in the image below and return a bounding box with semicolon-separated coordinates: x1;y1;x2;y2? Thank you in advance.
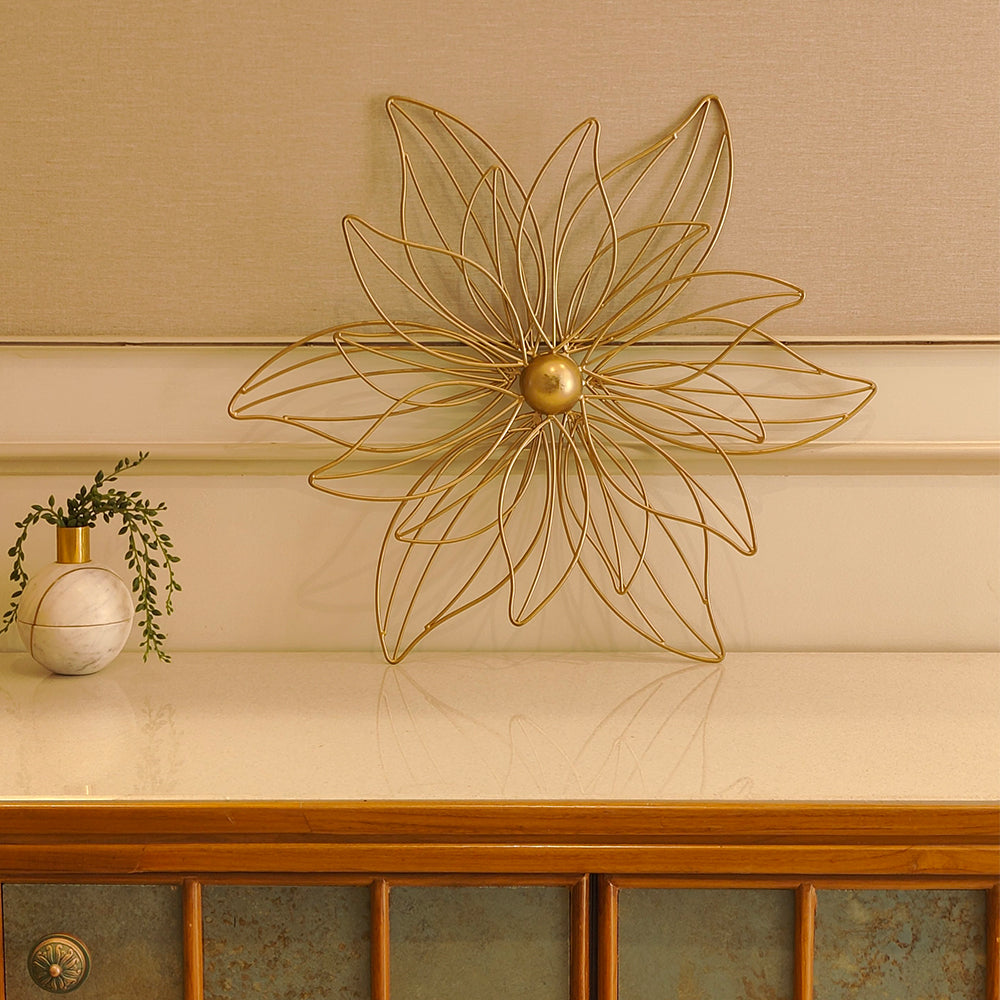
1;801;997;999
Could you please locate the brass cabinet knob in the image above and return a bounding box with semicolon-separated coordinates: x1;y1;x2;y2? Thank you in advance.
28;935;91;993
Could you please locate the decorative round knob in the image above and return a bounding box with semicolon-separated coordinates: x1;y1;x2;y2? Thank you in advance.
519;353;583;414
28;935;91;993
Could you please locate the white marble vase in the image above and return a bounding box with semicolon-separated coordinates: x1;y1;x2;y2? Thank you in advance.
16;526;134;675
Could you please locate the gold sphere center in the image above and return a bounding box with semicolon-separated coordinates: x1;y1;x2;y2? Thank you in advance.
519;354;583;415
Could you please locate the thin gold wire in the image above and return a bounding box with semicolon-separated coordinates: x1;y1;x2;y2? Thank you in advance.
229;95;877;663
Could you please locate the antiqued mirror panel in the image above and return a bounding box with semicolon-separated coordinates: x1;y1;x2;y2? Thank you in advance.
813;888;987;999
390;885;571;1000
1;882;183;1000
202;884;370;999
617;888;795;1000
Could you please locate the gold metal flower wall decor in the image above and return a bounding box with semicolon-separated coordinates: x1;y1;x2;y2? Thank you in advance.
230;96;876;663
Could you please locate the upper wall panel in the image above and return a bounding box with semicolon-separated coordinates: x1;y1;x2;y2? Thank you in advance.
2;0;997;341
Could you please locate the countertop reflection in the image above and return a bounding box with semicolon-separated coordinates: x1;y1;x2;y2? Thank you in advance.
1;651;997;801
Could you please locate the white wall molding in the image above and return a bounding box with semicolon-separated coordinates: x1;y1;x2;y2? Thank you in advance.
1;439;997;477
2;343;998;476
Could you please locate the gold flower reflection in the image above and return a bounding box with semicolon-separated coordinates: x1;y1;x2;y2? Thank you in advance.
229;96;876;663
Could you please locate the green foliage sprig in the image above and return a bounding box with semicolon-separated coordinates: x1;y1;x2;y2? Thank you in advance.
1;452;180;661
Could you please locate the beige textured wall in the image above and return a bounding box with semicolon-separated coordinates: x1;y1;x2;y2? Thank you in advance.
2;0;997;341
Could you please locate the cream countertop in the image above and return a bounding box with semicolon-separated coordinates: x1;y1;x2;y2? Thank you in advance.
0;651;997;802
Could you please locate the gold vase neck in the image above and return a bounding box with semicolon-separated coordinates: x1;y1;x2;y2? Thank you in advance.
56;526;91;564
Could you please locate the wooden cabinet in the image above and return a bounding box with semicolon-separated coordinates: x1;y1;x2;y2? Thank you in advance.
1;802;997;998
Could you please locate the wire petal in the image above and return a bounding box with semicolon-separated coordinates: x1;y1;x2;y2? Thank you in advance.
601;96;732;281
497;419;590;626
386;97;544;347
229;322;524;502
588;268;804;357
376;431;537;661
344;214;526;363
578;509;725;662
514;118;619;352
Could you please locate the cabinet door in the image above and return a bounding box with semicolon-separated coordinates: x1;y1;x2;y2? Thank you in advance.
2;883;183;999
611;881;994;999
202;884;371;999
390;885;573;1000
813;889;988;998
617;887;796;999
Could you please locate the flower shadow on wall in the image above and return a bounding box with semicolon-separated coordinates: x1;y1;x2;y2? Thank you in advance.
229;96;876;663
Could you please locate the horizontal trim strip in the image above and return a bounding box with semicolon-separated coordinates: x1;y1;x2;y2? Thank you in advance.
3;335;999;347
1;441;997;476
0;843;993;878
2;803;995;877
2;800;997;841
